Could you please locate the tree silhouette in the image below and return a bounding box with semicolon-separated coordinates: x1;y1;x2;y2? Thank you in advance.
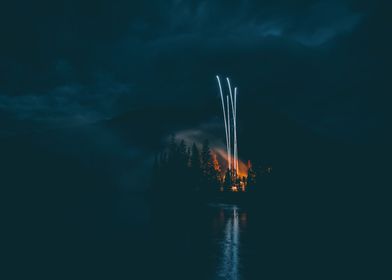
190;142;202;191
201;140;220;193
150;138;224;199
246;163;257;192
223;169;233;192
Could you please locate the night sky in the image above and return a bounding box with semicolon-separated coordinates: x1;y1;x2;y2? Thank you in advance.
1;1;390;278
1;0;390;142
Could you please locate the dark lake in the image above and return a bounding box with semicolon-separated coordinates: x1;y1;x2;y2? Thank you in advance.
11;191;380;279
115;196;251;280
52;194;346;279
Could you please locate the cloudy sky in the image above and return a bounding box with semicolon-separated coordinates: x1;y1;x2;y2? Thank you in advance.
0;0;390;142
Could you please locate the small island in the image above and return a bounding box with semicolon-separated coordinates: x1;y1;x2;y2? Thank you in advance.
150;137;272;204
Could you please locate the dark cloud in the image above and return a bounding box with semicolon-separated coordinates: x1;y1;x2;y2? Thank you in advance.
0;0;390;143
0;81;131;127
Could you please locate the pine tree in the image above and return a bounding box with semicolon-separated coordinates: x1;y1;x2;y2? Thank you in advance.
201;140;213;175
190;143;201;170
167;135;178;166
201;139;221;193
186;146;191;167
246;162;257;192
223;169;233;192
190;143;201;191
212;152;222;186
178;140;187;162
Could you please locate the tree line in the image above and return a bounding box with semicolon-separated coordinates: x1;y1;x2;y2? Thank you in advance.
150;136;265;199
151;137;221;197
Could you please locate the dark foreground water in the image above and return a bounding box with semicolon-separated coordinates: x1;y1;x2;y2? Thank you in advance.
119;196;251;280
7;192;384;280
80;194;374;280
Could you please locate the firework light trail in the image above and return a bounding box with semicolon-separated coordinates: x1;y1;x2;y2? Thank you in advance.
227;78;235;172
226;78;239;174
234;87;238;172
216;76;230;170
227;95;231;170
216;75;239;174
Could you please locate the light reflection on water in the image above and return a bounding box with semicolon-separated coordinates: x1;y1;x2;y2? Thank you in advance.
213;204;247;280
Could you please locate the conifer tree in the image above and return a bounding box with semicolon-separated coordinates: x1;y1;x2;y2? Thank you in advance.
212;152;222;186
246;163;257;192
190;143;201;191
223;169;233;192
201;139;221;193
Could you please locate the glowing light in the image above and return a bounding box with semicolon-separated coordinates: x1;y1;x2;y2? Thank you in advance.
216;76;230;171
227;95;231;170
216;76;244;183
214;148;247;178
234;87;240;173
227;77;235;173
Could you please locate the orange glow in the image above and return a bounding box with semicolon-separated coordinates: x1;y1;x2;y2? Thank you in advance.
212;152;221;174
213;148;248;178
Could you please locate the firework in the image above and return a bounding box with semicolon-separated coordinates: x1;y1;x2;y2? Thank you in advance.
216;76;230;170
216;76;240;174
